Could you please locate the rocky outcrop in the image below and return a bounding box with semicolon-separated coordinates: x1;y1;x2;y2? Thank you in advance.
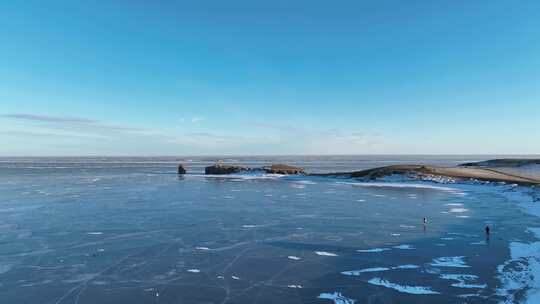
203;163;304;175
177;164;187;174
264;164;305;175
205;164;250;175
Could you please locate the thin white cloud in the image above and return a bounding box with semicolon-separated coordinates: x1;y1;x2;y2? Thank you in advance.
191;116;205;123
2;113;142;132
2;113;98;124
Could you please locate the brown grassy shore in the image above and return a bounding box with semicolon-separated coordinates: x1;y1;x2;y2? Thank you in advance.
312;163;540;186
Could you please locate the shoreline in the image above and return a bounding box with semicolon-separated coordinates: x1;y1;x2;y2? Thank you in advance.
311;164;540;186
192;158;540;187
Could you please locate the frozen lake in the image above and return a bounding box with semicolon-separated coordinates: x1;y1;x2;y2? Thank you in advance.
0;156;539;303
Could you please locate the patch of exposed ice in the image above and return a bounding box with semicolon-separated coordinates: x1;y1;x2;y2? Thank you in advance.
196;246;210;250
315;251;338;257
288;256;301;261
390;233;401;236
242;225;257;228
445;203;464;206
356;199;366;202
430;256;470;268
318;292;356;304
187;269;200;273
287;284;303;288
231;275;240;280
0;263;14;274
87;232;103;235
357;248;389;253
367;278;440;294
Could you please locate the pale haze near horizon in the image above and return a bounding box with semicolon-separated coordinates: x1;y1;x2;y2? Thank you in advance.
1;1;539;156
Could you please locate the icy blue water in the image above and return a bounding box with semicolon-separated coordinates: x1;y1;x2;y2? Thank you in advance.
0;156;539;303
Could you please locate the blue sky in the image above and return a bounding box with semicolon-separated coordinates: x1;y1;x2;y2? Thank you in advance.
1;0;539;155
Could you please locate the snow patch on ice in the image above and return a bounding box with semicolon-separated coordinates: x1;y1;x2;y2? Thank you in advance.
315;251;338;257
449;208;469;213
337;181;458;191
368;278;440;294
342;265;419;276
342;267;390;275
357;248;389;253
430;256;470;268
393;244;414;250
439;274;486;289
318;292;356;304
497;227;540;304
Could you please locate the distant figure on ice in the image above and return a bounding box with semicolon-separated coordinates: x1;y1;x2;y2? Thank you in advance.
485;225;490;236
423;217;428;225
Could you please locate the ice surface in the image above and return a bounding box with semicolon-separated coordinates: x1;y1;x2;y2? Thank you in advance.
2;157;540;303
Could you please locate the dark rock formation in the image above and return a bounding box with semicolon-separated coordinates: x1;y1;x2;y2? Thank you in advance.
205;164;250;175
264;164;305;175
177;164;187;174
